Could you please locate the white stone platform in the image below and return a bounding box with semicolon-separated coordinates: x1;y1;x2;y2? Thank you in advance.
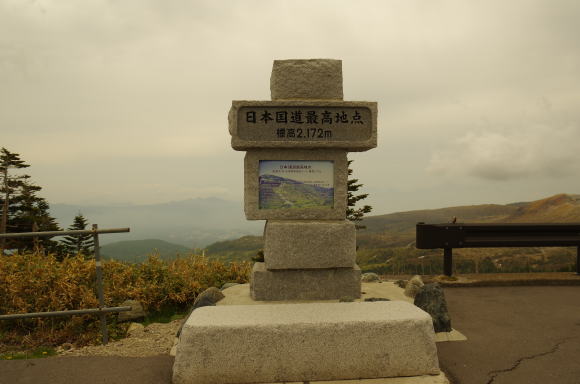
216;282;466;343
173;301;439;384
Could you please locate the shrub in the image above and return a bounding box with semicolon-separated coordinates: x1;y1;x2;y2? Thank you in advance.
0;252;250;349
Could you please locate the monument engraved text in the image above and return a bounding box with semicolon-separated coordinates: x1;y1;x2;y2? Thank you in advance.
238;106;373;142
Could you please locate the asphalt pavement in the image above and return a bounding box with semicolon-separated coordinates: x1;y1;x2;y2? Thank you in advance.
0;355;174;384
437;286;580;384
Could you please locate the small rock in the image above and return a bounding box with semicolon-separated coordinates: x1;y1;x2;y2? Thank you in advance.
127;322;145;336
395;280;406;288
362;272;380;282
364;297;390;302
192;287;225;309
57;342;74;353
62;342;73;350
251;250;264;262
118;300;146;323
404;275;424;298
170;337;179;357
220;282;239;290
414;283;452;333
176;287;225;337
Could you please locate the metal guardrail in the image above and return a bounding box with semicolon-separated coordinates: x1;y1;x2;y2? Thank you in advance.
0;227;130;239
0;307;132;320
0;225;130;344
416;223;580;276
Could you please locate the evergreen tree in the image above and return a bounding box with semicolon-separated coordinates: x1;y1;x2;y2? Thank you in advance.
61;213;94;257
0;148;61;254
1;148;30;253
346;160;373;229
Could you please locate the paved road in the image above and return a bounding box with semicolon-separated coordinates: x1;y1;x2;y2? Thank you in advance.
0;355;174;384
438;286;580;384
1;286;579;384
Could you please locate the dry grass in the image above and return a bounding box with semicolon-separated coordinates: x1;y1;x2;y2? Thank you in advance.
0;252;250;349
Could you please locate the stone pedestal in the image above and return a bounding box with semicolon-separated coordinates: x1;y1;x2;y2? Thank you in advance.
252;219;360;300
173;58;443;384
173;301;440;384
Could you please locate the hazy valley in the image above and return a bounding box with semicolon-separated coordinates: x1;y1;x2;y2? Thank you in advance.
54;194;580;274
49;197;263;248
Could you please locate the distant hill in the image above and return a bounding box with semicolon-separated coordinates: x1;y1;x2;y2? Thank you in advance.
356;193;580;274
100;239;192;263
205;235;263;263
201;193;580;273
357;193;580;248
504;193;580;222
50;197;262;247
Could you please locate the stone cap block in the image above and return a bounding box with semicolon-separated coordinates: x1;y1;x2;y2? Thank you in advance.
173;301;440;384
264;220;356;269
229;100;377;152
244;149;347;220
271;59;343;100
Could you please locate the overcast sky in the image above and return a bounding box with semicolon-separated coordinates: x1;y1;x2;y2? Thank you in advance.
1;0;579;215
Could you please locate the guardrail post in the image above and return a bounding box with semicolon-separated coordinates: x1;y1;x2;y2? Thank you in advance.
92;224;108;345
443;248;453;277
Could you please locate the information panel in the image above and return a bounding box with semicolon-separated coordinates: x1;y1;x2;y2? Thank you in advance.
258;160;334;210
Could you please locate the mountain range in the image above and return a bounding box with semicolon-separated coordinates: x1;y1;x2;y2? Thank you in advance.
358;193;580;248
49;197;262;247
100;239;192;263
201;193;580;266
52;193;580;267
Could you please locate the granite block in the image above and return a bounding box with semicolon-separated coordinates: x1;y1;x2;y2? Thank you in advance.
270;59;343;100
264;220;356;269
250;262;361;301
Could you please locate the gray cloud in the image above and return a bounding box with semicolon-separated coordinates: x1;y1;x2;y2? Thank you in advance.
1;0;579;212
427;124;580;181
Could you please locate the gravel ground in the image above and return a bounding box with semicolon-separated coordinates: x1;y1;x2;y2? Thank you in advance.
59;320;181;357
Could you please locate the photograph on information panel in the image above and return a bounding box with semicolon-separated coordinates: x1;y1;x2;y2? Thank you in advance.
258;160;334;209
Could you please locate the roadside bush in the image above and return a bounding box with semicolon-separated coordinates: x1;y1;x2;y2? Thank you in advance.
0;252;250;349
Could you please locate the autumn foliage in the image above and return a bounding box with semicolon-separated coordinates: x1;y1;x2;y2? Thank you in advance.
0;252;250;348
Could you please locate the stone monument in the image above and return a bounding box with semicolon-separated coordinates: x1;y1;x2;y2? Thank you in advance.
172;59;442;384
228;59;377;300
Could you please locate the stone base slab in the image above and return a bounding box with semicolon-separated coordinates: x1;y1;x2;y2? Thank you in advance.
264;220;356;269
173;301;440;384
251;262;361;301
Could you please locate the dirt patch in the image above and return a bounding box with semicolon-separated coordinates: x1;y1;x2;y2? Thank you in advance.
58;320;181;357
